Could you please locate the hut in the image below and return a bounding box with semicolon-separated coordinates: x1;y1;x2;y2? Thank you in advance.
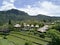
21;24;30;31
37;25;49;33
31;24;34;28
35;25;39;28
14;24;21;28
27;24;30;29
23;23;26;26
14;24;21;31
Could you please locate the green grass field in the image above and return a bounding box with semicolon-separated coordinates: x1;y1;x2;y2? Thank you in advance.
0;31;51;45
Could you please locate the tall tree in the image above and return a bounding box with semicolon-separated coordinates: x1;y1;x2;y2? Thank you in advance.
47;29;60;45
8;19;11;25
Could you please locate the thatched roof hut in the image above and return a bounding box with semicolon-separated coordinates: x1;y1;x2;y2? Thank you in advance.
37;25;49;32
31;25;34;27
35;25;39;28
14;24;21;28
27;24;30;27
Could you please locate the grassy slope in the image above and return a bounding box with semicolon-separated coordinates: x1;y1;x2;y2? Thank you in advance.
10;31;51;45
0;36;15;45
0;31;51;45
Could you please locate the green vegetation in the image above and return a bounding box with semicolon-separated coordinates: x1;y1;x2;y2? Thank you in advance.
0;9;60;45
0;9;60;23
0;20;60;45
51;23;60;31
47;29;60;45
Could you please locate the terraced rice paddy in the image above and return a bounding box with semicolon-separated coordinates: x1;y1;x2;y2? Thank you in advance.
0;31;51;45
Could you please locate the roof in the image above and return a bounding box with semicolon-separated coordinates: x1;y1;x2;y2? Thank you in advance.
23;23;27;27
14;24;21;27
35;25;39;27
24;24;27;27
27;24;30;27
31;25;34;27
37;25;49;32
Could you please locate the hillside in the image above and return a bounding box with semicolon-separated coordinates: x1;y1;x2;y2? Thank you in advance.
0;9;60;23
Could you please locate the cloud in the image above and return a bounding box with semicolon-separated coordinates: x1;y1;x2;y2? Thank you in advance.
0;0;60;16
0;0;16;11
18;5;48;16
18;1;60;16
10;0;16;3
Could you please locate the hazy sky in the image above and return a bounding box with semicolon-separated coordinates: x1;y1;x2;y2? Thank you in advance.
0;0;60;16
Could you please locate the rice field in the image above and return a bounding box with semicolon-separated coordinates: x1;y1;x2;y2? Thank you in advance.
0;31;51;45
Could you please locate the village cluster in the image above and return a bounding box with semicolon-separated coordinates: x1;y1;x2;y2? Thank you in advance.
14;23;49;32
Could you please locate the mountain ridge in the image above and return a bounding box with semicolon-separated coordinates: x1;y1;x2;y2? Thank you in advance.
0;9;60;23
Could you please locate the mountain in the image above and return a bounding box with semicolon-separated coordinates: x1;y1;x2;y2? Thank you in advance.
0;9;60;23
0;9;30;22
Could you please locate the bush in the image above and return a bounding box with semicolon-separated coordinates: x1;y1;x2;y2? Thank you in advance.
52;24;60;31
25;41;32;45
3;36;7;39
39;33;45;38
